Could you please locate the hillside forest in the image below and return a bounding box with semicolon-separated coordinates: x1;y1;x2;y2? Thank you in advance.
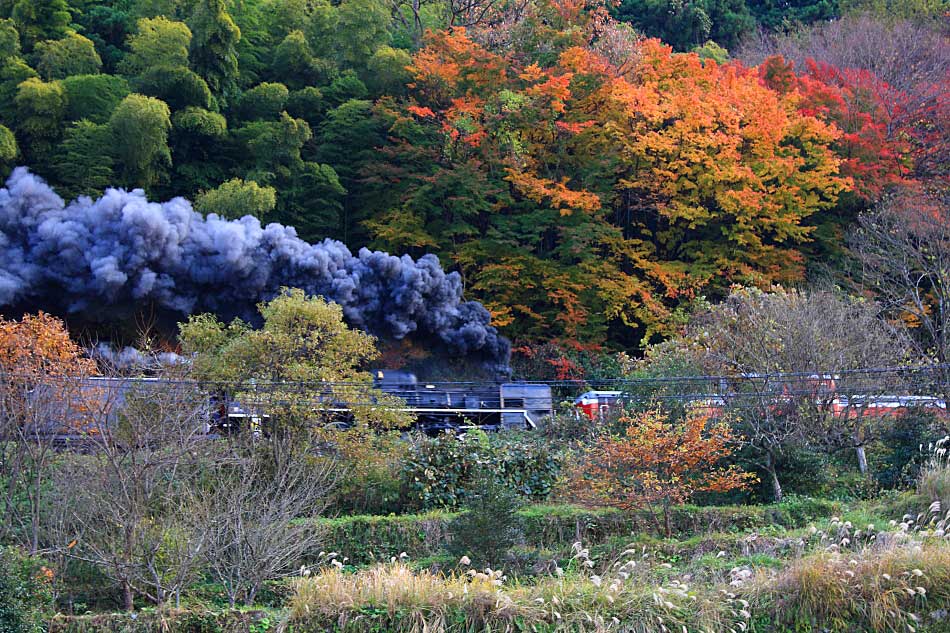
0;0;946;353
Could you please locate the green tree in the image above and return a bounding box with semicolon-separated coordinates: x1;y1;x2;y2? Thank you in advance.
14;77;66;164
188;0;240;103
170;106;227;192
107;93;172;190
305;0;339;57
839;0;947;18
0;56;36;121
60;73;130;123
278;161;345;240
77;5;133;72
0;122;17;173
172;105;226;137
692;39;729;63
177;289;412;430
194;177;276;219
285;86;324;125
180;289;378;383
322;70;367;108
747;0;838;30
133;65;213;110
11;0;71;51
119;17;192;76
365;45;411;95
34;33;101;79
447;469;523;568
270;30;323;89
0;18;21;60
614;0;755;50
614;0;713;50
236;111;311;178
54;119;113;198
235;81;288;121
261;0;314;39
334;0;389;68
315;98;385;241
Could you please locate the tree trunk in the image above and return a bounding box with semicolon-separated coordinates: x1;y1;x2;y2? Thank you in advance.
123;580;134;612
766;452;783;502
855;444;869;475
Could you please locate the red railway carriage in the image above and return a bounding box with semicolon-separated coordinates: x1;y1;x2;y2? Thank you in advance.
574;390;624;420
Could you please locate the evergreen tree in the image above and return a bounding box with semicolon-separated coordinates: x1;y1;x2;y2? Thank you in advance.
0;122;17;173
34;33;102;79
0;56;36;122
0;18;20;60
107;93;172;190
194;177;276;219
11;0;71;51
14;77;66;168
60;74;130;123
119;17;192;77
189;0;241;104
54;119;114;198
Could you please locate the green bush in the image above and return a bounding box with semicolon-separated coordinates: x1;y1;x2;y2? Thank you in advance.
0;547;53;633
447;472;524;567
867;411;947;490
401;430;562;510
308;510;454;565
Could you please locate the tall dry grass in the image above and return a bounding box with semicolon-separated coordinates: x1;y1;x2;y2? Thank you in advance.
753;438;950;632
919;436;950;514
754;537;950;632
287;545;752;633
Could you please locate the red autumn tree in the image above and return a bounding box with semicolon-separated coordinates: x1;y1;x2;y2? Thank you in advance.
568;408;757;536
759;55;914;200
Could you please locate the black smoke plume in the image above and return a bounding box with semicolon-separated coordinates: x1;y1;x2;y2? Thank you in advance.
0;168;510;368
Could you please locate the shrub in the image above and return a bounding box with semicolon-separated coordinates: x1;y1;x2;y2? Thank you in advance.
567;408;757;536
867;412;946;490
401;430;562;510
329;429;408;515
447;472;524;568
0;547;53;633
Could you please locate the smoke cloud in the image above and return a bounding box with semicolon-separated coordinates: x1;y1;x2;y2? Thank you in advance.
89;343;185;371
0;168;510;367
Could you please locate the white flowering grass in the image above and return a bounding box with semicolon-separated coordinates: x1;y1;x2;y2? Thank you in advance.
287;544;750;633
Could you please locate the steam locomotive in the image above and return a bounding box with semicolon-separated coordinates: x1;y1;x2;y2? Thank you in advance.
370;370;554;432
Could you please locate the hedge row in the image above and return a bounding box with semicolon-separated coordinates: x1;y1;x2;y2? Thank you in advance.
310;497;841;565
47;610;274;633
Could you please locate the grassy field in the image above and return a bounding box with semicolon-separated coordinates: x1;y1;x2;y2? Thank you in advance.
44;485;950;633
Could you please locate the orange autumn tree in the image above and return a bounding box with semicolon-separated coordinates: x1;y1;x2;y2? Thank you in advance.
0;312;96;551
568;408;757;536
0;311;94;379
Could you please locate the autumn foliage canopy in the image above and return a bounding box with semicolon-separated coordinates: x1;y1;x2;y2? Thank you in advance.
365;14;868;346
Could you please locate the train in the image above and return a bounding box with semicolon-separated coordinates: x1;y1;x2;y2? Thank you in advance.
572;375;950;422
34;371;556;437
22;369;950;440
